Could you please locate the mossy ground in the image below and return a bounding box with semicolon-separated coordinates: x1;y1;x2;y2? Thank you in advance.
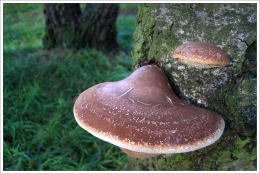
124;129;256;171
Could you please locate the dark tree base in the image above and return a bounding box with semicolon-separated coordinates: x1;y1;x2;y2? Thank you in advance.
43;3;119;51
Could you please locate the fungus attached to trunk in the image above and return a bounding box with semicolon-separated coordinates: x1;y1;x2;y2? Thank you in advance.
73;65;225;158
173;42;230;68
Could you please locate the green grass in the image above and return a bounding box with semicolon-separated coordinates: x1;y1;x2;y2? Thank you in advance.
3;3;137;170
117;15;137;53
119;3;139;11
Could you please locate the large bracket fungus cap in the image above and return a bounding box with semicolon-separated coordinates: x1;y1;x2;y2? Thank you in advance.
73;65;225;158
173;42;230;68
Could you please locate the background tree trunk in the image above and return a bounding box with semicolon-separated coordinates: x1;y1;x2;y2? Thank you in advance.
129;3;256;171
43;3;119;50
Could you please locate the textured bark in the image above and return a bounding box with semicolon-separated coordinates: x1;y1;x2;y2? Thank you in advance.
129;3;257;171
43;3;119;50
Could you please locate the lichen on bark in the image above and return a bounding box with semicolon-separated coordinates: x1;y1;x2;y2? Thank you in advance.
130;3;256;171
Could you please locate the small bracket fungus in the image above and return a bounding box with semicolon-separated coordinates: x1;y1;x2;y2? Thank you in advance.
173;42;230;68
73;65;225;159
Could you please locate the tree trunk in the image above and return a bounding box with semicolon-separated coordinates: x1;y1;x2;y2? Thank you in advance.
43;3;119;50
129;3;256;171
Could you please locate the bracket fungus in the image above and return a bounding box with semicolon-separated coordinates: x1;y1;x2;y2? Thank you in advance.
173;42;230;68
73;65;225;158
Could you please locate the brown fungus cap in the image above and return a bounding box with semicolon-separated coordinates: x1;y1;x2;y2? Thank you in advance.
73;65;225;157
173;42;230;68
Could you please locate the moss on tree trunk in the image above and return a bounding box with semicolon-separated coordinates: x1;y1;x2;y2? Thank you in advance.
129;3;256;171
